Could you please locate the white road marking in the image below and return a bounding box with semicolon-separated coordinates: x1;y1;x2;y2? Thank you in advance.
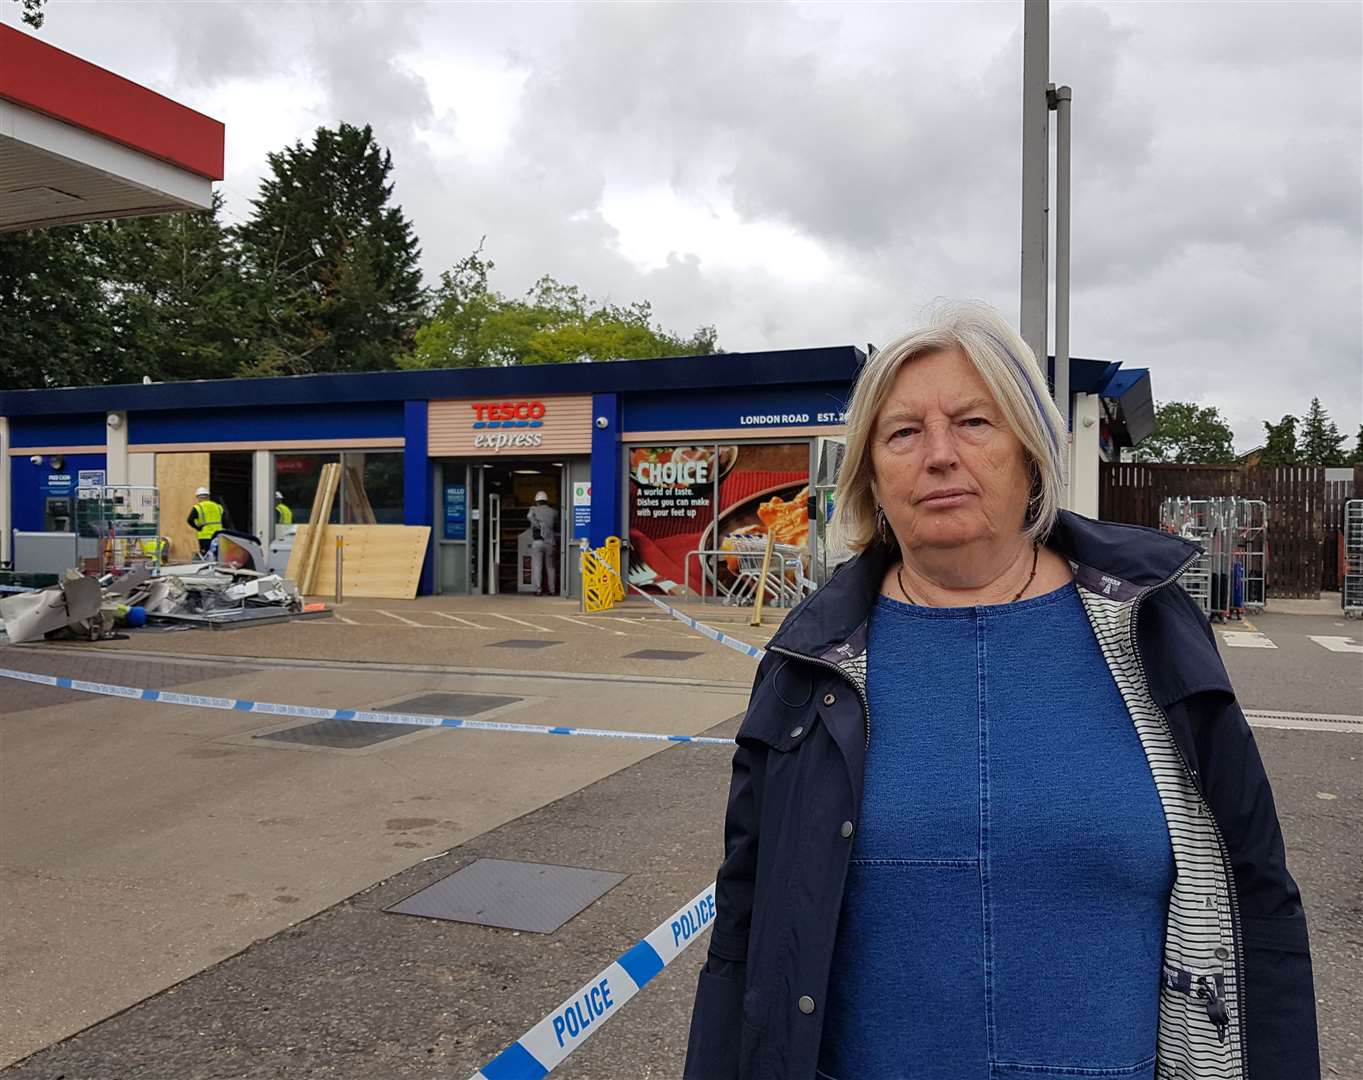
488;612;554;632
432;612;490;630
551;614;628;636
376;610;427;627
334;614;358;625
1220;631;1277;649
1309;635;1363;654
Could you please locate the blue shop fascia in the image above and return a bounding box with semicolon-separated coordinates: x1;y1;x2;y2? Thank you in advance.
0;348;1151;598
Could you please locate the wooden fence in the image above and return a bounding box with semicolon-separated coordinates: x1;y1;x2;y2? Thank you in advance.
1099;463;1326;599
1323;470;1362;589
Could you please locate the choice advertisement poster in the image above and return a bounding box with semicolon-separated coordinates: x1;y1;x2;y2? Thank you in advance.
627;443;810;596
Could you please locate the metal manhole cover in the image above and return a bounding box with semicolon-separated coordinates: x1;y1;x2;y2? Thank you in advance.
387;692;524;716
488;639;561;650
623;649;703;661
386;857;625;933
255;719;415;750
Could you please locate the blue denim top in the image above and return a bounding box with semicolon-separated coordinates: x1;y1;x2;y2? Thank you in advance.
819;582;1173;1080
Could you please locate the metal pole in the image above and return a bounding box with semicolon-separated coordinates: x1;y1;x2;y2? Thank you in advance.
1020;0;1050;372
1053;84;1072;478
334;535;344;606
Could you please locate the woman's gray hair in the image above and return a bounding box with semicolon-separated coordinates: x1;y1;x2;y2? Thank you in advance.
834;301;1068;551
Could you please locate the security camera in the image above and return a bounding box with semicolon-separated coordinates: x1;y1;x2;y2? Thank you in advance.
595;416;609;429
107;413;123;429
29;455;42;466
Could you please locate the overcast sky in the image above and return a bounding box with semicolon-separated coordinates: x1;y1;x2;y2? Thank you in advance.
12;1;1362;450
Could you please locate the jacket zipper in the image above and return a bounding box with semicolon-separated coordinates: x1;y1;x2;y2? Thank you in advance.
767;644;872;750
1129;552;1247;1063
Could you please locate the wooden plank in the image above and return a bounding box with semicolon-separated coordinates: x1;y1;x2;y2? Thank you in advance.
154;452;210;562
296;463;340;595
287;524;430;599
344;464;377;524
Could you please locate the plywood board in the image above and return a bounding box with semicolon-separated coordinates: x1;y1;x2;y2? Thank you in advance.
155;452;210;563
287;525;430;599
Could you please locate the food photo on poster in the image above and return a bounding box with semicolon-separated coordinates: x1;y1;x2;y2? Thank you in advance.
627;443;810;598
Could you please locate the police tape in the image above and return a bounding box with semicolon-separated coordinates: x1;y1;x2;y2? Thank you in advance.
594;557;768;662
0;667;735;746
469;882;718;1080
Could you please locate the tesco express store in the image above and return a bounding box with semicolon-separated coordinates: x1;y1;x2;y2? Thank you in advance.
0;347;1152;599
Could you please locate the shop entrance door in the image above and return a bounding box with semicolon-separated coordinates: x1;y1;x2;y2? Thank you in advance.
474;461;566;596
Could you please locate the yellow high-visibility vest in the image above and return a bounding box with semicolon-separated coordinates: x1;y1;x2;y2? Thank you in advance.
193;499;224;541
276;502;293;525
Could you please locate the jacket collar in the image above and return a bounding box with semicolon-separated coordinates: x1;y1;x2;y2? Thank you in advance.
769;510;1202;659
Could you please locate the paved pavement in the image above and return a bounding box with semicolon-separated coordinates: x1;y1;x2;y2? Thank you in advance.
0;594;1358;1077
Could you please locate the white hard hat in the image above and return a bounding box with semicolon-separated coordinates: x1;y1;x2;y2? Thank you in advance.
275;491;284;501
534;491;549;503
195;486;210;497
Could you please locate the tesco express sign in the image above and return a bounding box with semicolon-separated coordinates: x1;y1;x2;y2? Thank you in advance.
471;400;546;451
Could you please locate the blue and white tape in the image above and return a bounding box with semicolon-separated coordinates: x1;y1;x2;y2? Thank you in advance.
0;667;734;746
469;882;718;1080
603;563;767;662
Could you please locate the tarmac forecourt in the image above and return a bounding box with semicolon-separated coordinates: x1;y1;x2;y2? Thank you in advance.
3;581;760;1077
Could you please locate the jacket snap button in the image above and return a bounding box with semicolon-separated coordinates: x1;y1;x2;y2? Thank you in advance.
798;995;816;1014
790;726;804;739
840;820;854;839
1214;946;1229;960
823;693;836;706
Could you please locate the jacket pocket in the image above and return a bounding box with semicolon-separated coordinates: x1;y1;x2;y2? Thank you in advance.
685;967;745;1080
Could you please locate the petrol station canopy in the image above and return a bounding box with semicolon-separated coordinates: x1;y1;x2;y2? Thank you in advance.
0;25;224;232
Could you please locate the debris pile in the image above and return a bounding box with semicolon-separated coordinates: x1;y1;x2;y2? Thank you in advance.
0;560;326;644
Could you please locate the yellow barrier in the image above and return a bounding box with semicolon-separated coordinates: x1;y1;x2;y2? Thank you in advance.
580;537;626;612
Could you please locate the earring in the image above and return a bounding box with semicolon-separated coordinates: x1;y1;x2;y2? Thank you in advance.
875;505;890;541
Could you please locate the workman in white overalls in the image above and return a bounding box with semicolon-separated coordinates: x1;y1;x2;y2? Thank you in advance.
527;491;558;596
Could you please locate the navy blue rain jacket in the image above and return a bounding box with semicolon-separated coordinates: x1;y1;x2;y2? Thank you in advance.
683;512;1318;1080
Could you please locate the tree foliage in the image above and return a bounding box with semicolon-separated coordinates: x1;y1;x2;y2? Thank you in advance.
235;123;424;375
1130;401;1236;464
1259;415;1300;467
1298;397;1347;466
406;247;718;369
0;197;251;388
6;0;46;29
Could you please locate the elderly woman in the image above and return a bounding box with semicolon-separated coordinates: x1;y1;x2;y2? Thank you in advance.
683;304;1317;1080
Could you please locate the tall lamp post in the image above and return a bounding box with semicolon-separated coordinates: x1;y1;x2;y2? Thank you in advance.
1020;0;1074;499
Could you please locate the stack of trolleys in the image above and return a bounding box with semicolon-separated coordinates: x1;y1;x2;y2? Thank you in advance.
1344;499;1363;619
1232;498;1268;617
1160;496;1213;618
1203;498;1235;624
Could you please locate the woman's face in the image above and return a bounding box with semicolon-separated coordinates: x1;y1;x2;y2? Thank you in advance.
869;348;1033;552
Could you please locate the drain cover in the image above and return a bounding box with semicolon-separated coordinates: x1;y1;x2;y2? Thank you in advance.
255;718;415;749
387;857;625;933
488;639;561;650
386;692;523;716
624;649;703;661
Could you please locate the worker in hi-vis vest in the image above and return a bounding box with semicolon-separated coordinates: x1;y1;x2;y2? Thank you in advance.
187;486;226;554
275;491;293;526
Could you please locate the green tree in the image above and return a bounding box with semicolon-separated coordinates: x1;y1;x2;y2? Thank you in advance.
0;224;121;389
1130;401;1236;464
5;0;46;28
1298;396;1347;465
100;195;253;382
235;123;423;375
406;247;718;369
1259;414;1300;466
1348;425;1363;467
